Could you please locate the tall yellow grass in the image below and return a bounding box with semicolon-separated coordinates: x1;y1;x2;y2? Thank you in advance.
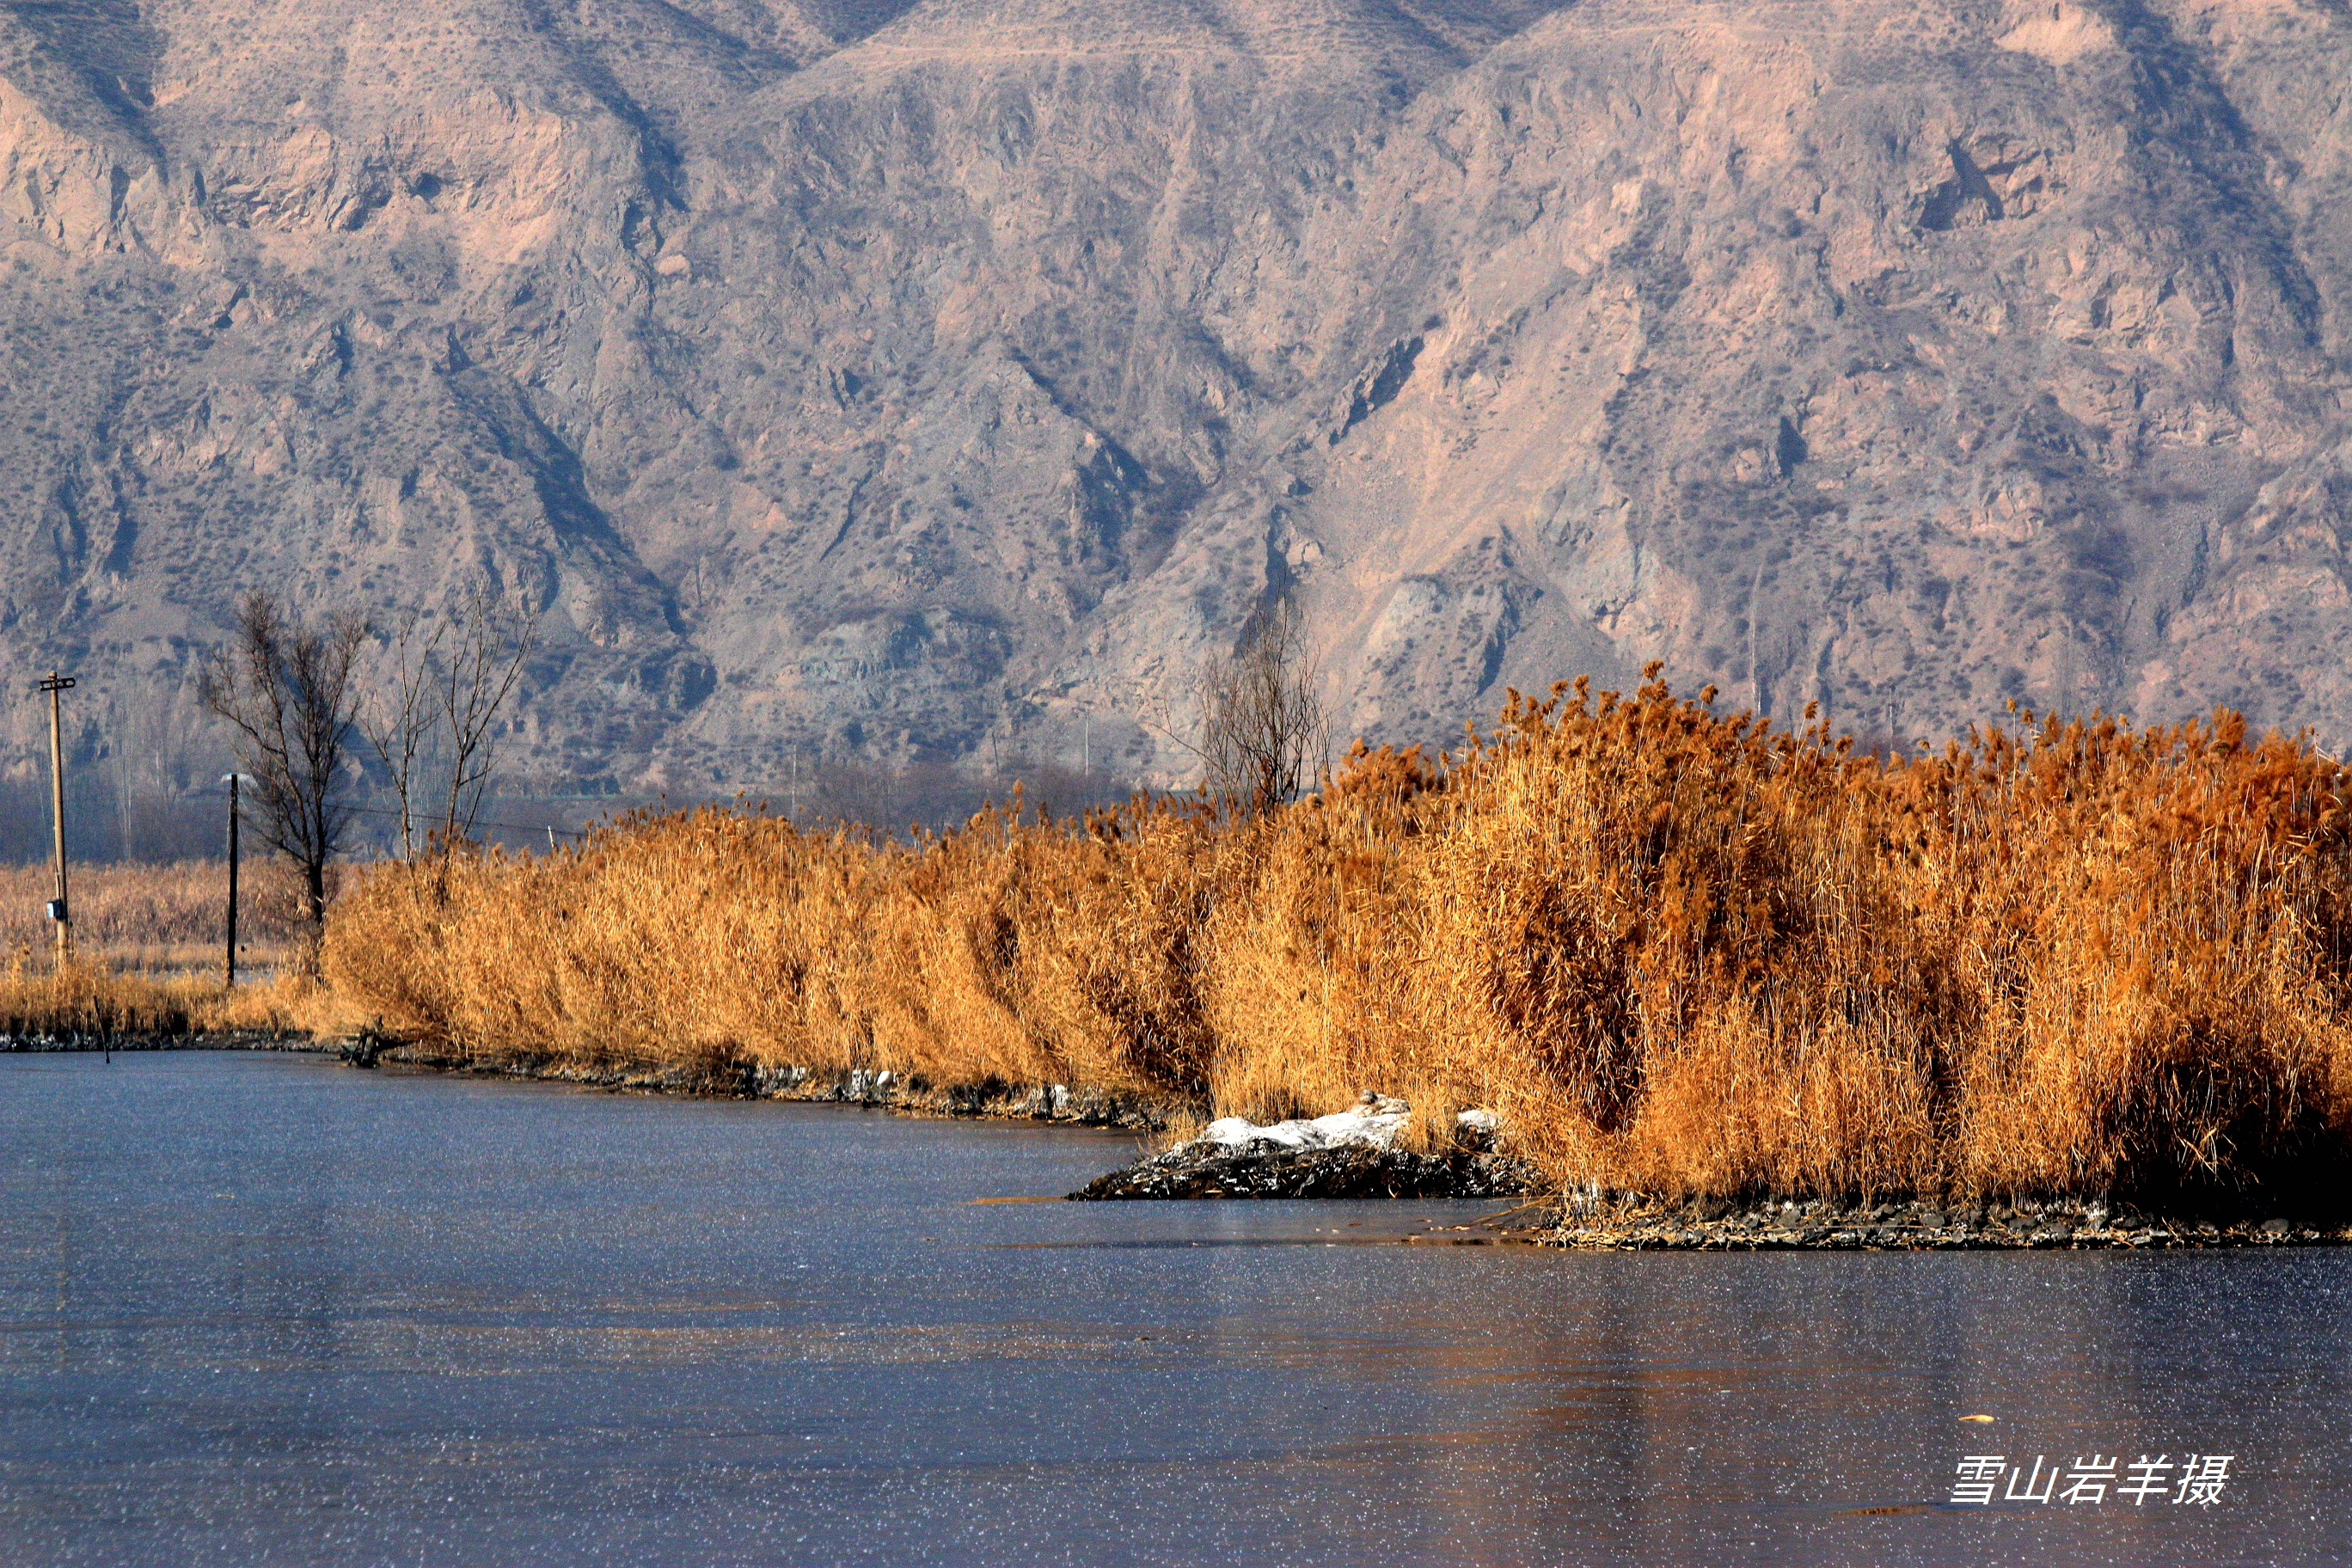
323;671;2352;1205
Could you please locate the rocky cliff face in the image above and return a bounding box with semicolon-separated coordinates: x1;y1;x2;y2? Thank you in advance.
2;0;2349;793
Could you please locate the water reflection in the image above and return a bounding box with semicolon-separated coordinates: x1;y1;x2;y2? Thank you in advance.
0;1052;2340;1565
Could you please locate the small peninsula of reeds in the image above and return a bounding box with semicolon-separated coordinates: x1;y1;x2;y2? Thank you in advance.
323;671;2352;1209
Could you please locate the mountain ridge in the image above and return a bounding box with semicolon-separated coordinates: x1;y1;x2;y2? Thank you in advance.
2;0;2349;794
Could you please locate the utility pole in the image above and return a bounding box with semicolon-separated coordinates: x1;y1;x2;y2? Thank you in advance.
222;773;242;987
37;671;74;967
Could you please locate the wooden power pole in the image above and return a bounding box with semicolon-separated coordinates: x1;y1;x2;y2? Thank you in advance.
222;772;241;987
36;670;74;965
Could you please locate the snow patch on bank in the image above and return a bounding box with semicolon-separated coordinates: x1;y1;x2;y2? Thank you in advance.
1193;1094;1503;1151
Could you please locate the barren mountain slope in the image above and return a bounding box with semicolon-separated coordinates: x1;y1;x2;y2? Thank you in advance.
0;0;2348;793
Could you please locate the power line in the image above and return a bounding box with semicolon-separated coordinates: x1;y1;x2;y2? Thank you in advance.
177;791;594;840
337;801;593;839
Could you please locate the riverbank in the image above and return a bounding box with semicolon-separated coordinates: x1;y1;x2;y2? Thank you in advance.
1539;1194;2352;1249
315;1044;2352;1234
24;1032;2352;1240
358;1042;1186;1130
0;1028;315;1052
0;962;332;1048
1072;1135;1540;1199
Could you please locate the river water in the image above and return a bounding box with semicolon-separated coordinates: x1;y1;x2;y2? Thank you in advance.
0;1051;2345;1566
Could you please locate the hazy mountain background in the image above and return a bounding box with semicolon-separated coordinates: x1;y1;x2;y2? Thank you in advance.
3;0;2350;836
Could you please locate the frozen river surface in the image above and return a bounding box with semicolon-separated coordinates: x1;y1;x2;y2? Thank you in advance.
2;1050;2347;1566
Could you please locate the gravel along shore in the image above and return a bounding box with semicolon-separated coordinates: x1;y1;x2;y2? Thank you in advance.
1069;1140;1540;1199
1069;1093;1541;1200
1547;1196;2352;1250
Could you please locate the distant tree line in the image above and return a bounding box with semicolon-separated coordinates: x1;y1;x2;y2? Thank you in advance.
3;583;1331;954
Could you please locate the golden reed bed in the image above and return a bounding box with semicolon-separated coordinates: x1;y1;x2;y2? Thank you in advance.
323;671;2352;1207
0;960;321;1042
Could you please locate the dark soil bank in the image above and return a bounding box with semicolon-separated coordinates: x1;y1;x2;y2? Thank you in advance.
1071;1140;1542;1200
1549;1195;2352;1250
1;1030;307;1052
358;1045;1185;1130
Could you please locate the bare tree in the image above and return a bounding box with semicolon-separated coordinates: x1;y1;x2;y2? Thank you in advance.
356;608;445;857
1197;597;1327;816
435;585;538;845
199;591;367;940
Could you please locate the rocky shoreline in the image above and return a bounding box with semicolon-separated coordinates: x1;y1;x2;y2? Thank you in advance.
363;1044;1185;1130
0;1028;309;1053
1542;1195;2352;1250
3;1028;1189;1130
1070;1139;1540;1200
1068;1092;1542;1201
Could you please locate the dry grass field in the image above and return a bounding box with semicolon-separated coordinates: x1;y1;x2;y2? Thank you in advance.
0;858;315;976
323;671;2352;1206
0;859;333;1040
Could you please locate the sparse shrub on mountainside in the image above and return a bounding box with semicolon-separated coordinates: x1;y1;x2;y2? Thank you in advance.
323;668;2352;1207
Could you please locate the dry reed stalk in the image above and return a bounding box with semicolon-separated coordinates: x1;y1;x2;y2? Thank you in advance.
322;673;2352;1207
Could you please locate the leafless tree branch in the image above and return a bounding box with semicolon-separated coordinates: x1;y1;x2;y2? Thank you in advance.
356;607;444;858
1197;597;1327;817
436;585;539;847
199;591;366;944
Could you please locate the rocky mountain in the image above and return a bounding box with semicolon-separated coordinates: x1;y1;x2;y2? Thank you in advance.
3;0;2349;798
